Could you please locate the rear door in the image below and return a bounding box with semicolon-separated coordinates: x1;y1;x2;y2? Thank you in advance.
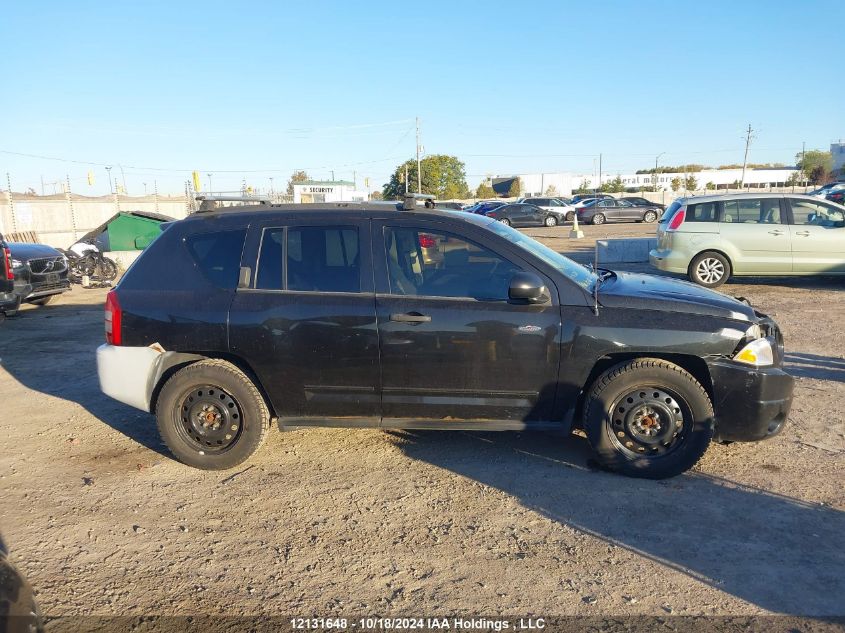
372;218;561;424
228;218;381;423
718;198;792;273
615;199;640;220
786;198;845;273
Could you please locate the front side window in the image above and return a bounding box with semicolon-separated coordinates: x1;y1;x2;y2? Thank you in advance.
722;199;782;224
255;226;360;292
384;227;521;300
789;199;845;227
185;229;246;289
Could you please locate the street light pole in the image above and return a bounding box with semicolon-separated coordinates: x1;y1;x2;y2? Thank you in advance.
207;173;213;194
654;152;665;191
105;166;113;194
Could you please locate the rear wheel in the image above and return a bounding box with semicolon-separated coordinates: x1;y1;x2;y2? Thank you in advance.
584;358;714;479
544;215;558;227
156;360;271;470
643;210;658;223
98;257;118;281
565;211;576;222
499;218;511;226
592;213;606;225
689;251;731;288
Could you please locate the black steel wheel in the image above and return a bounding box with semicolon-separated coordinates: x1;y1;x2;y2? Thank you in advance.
584;358;714;479
156;360;270;469
592;213;606;225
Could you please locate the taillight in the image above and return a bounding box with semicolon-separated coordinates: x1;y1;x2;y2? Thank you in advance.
667;208;686;231
3;247;13;280
105;290;122;345
419;235;436;248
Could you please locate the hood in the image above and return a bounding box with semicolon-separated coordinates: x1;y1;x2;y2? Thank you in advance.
597;271;755;321
8;242;63;260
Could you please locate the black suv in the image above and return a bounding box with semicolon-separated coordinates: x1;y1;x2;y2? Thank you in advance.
97;201;793;479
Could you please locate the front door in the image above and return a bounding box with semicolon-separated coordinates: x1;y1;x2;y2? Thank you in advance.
718;198;792;273
373;219;561;425
229;219;381;422
786;198;845;273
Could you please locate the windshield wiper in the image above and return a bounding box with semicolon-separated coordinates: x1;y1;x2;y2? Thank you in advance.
592;269;615;316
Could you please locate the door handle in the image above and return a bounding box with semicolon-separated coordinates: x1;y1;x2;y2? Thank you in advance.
768;230;784;235
795;231;810;237
390;312;431;324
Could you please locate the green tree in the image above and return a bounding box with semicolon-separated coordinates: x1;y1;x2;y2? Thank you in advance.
685;175;698;191
796;150;833;185
475;180;497;199
705;181;716;190
670;177;682;192
507;178;522;198
786;172;802;187
544;184;559;196
573;179;591;194
383;155;469;200
286;170;310;195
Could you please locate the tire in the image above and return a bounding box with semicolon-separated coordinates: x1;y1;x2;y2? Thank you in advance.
643;210;658;223
689;251;731;288
565;211;575;222
583;358;714;479
592;213;606;225
544;215;558;227
98;257;118;282
156;359;271;470
78;254;97;276
499;218;511;226
29;296;52;306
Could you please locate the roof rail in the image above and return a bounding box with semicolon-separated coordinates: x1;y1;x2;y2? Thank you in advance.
195;194;272;213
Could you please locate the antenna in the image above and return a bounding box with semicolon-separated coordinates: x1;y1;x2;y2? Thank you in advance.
740;124;756;189
593;240;600;316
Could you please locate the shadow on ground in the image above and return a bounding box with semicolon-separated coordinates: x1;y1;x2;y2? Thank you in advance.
785;352;845;383
390;429;845;616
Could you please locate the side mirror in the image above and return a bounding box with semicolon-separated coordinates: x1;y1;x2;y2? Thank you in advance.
508;272;548;304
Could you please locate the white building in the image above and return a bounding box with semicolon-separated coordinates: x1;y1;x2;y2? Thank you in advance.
292;180;369;203
494;167;801;197
832;141;845;175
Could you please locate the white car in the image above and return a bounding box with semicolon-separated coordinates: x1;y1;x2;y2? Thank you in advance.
519;197;577;221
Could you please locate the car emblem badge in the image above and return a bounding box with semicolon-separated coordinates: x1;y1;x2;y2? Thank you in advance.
518;325;542;333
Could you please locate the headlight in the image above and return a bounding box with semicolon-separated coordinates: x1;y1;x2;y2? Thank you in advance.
11;258;23;269
733;337;774;366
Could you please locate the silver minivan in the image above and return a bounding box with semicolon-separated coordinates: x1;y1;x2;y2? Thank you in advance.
649;193;845;287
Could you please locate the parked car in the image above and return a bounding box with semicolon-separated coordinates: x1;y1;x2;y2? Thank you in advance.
7;243;72;307
649;193;845;287
97;198;793;479
570;193;613;205
520;197;577;221
0;534;43;633
485;203;565;227
622;196;666;211
808;183;845;199
470;200;506;215
434;202;465;211
577;198;662;225
825;190;845;205
0;233;18;316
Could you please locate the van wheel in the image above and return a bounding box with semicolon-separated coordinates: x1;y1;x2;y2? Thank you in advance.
544;215;558;227
584;358;714;479
592;213;606;225
156;360;270;470
689;251;731;287
643;210;658;223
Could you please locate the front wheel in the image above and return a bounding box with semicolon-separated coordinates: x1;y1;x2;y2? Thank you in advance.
498;218;511;226
584;358;714;479
565;211;575;222
643;210;658;223
689;251;731;288
156;359;271;470
591;213;606;225
544;215;558;227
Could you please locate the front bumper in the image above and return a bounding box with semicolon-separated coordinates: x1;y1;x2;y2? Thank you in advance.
708;359;793;442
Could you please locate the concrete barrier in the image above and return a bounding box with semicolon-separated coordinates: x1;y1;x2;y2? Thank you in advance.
596;238;657;263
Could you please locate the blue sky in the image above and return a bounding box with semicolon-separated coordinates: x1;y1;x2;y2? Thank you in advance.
2;0;843;195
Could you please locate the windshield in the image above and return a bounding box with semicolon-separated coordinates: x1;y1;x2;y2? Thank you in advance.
486;220;596;291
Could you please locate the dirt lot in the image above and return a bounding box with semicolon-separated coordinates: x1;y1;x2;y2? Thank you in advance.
1;221;844;622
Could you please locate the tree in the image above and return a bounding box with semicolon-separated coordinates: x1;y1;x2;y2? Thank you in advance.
601;175;625;193
796;150;833;185
573;179;591;194
475;180;496;199
507;178;522;198
369;190;383;201
670;177;682;192
286;170;310;195
685;175;698;191
544;184;559;196
383;155;469;200
786;172;802;187
705;181;716;190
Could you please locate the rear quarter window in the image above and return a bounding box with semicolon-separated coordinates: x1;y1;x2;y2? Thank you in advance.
185;230;247;289
686;202;719;222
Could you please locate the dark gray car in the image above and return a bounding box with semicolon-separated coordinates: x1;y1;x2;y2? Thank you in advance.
577;198;663;225
483;203;565;227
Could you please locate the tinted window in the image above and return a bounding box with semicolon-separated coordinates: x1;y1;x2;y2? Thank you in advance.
659;200;685;223
686;202;719;222
256;229;285;289
185;230;246;289
722;199;782;224
384;227;521;300
288;227;359;292
789;199;845;227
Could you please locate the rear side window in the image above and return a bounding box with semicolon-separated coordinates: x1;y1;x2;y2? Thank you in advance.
659;200;684;223
256;226;360;292
185;230;246;289
723;199;782;224
686;202;719;222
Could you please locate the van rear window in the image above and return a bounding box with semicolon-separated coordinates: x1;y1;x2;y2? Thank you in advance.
686;202;719;222
659;200;684;223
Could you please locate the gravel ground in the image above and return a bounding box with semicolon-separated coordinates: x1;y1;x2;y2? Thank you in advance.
0;222;843;623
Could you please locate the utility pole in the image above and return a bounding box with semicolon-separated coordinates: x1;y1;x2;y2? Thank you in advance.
207;173;213;194
105;166;113;194
740;124;755;189
597;153;602;192
801;141;806;186
404;164;409;194
654;152;665;191
416;116;422;194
